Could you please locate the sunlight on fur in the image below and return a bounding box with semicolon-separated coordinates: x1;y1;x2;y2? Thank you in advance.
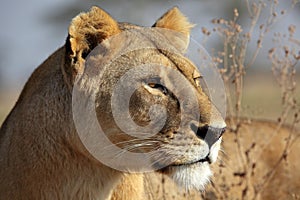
0;6;226;200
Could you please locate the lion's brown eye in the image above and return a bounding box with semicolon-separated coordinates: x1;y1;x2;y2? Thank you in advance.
148;82;157;88
146;77;168;95
148;82;168;95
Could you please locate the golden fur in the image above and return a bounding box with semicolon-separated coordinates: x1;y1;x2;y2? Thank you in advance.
153;7;195;36
0;6;226;200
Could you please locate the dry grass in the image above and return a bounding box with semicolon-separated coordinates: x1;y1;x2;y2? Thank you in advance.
199;0;300;199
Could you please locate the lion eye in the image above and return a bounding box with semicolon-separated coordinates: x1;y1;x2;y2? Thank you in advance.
148;83;168;95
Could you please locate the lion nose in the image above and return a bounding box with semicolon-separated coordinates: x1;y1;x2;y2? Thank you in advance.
191;124;226;148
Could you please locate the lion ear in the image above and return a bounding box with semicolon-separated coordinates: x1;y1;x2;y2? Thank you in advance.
67;6;120;66
63;6;120;87
153;7;194;52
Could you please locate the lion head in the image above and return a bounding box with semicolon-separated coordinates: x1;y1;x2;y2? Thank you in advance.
66;6;226;191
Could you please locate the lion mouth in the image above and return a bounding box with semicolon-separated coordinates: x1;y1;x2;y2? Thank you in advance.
171;156;211;167
159;155;211;172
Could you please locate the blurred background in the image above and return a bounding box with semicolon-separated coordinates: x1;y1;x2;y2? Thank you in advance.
0;0;299;125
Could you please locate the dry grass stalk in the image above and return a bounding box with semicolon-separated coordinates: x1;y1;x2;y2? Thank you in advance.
200;0;299;199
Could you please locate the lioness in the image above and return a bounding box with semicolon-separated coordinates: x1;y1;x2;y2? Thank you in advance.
0;6;226;200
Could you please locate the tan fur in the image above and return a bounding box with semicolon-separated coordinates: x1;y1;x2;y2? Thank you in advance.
111;174;145;200
0;6;225;200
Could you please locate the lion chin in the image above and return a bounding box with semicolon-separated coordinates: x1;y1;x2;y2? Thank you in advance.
164;162;212;191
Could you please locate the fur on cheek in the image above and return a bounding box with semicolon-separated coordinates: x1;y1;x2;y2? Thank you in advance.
169;163;212;191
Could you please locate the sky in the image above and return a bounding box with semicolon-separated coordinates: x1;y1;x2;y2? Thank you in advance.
0;0;299;91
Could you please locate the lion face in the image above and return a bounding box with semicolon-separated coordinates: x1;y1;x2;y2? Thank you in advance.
122;52;226;190
68;6;226;191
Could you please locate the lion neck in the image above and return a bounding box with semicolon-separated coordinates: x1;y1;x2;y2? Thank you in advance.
0;46;143;199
